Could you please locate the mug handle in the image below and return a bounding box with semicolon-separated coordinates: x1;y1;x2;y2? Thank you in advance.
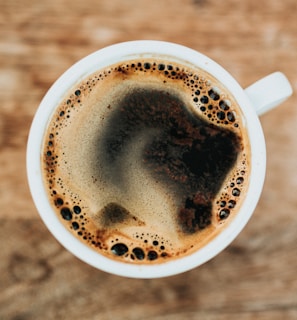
244;72;293;116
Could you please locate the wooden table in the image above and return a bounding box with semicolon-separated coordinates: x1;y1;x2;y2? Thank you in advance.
1;0;296;319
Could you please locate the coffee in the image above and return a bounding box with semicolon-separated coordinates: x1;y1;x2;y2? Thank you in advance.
42;58;249;264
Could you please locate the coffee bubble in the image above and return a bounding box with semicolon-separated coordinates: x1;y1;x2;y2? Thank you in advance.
73;206;81;214
112;243;128;256
42;58;250;264
60;207;72;221
72;221;79;230
132;247;145;260
208;88;220;101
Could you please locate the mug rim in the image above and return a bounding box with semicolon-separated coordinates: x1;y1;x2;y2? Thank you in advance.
26;40;266;278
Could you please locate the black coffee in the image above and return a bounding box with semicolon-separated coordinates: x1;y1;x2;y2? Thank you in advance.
42;58;249;264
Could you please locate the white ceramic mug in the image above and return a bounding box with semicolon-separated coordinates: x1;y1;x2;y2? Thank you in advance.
27;41;292;278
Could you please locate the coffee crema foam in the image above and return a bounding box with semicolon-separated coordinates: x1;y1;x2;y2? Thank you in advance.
42;58;250;264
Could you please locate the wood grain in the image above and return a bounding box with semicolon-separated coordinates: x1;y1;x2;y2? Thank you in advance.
0;0;297;319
